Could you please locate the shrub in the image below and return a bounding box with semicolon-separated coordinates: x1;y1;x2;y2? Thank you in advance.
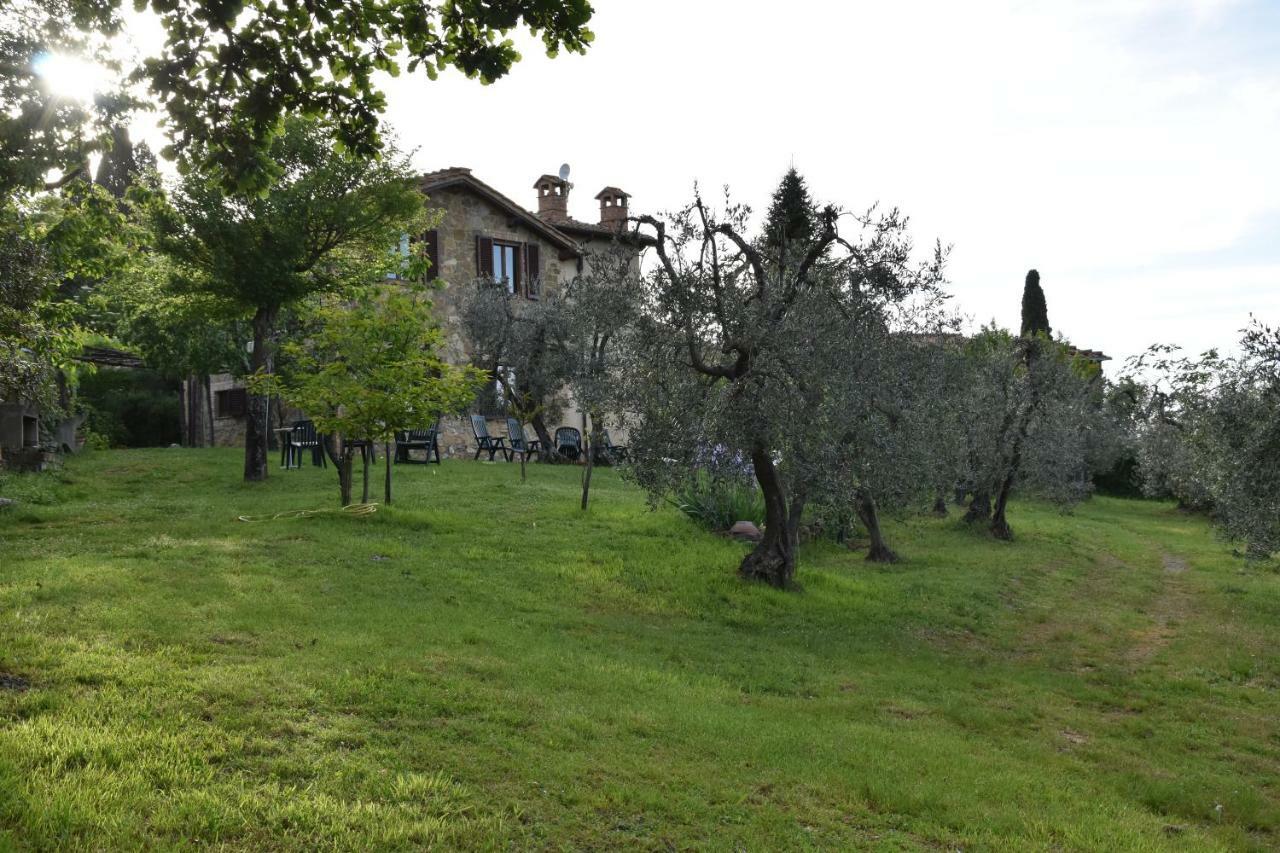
671;475;765;532
78;368;180;448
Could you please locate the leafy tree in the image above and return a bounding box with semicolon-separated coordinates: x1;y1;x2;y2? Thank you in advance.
1119;345;1217;510
1020;268;1051;337
459;280;568;462
89;251;249;443
259;284;484;506
0;0;133;199
561;241;641;509
1129;322;1280;558
1212;321;1280;557
6;0;594;194
770;309;958;562
1;182;132;416
0;209;64;411
957;327;1099;539
150;118;427;482
628;192;948;587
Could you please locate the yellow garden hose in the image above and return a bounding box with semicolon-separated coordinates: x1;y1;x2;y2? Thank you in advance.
236;503;379;522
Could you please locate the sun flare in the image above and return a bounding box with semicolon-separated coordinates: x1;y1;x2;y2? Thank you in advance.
33;51;111;103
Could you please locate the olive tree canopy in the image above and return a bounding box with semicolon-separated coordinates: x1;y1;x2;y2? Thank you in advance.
625;192;948;587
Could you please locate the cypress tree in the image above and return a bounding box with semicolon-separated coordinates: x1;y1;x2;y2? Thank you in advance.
1020;269;1051;337
761;167;819;262
94;127;156;199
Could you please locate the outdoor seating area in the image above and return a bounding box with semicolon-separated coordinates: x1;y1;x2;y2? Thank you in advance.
395;420;442;465
274;415;624;469
475;418;624;465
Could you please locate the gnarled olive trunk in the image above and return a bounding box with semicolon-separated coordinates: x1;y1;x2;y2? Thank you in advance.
530;413;555;464
739;447;801;588
856;488;898;563
932;492;949;517
964;489;992;524
243;305;278;482
989;342;1042;540
990;474;1016;540
991;409;1031;540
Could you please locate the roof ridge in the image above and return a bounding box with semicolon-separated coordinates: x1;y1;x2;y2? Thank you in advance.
420;168;580;255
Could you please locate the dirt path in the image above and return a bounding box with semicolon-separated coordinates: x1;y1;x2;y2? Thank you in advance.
1125;551;1194;666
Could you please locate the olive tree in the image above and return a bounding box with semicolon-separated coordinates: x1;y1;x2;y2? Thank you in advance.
458;278;568;466
957;327;1101;539
1130;322;1280;558
561;241;642;509
808;322;963;561
626;193;947;587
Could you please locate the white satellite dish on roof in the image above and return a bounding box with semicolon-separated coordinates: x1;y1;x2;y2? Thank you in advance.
558;163;571;182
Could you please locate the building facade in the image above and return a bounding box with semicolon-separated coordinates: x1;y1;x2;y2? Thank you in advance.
203;167;642;458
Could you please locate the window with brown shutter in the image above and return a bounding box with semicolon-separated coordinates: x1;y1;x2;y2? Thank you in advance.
481;237;523;295
525;243;541;299
216;387;248;418
476;236;494;278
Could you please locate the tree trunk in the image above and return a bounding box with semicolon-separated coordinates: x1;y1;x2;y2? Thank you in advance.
1245;542;1272;561
326;433;355;506
990;409;1031;541
205;375;215;447
519;448;527;482
179;378;190;446
243;305;277;482
337;453;354;506
964;489;991;524
384;441;393;504
990;473;1015;540
738;446;797;588
988;342;1041;541
530;413;555;464
361;449;370;504
856;489;899;562
932;492;949;517
580;416;602;510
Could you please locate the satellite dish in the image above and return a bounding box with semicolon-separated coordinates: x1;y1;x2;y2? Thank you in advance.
558;163;571;182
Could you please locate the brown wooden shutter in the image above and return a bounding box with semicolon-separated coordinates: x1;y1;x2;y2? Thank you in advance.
476;236;494;278
423;230;440;280
525;244;541;299
512;244;523;296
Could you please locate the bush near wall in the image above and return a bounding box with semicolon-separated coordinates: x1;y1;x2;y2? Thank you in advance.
78;368;181;448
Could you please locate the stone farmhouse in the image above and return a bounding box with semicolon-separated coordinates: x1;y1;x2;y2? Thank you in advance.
196;167;642;457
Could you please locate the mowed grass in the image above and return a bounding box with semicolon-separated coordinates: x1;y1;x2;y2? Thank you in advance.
1;449;1278;851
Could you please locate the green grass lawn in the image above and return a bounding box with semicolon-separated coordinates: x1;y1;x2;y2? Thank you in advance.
1;449;1278;850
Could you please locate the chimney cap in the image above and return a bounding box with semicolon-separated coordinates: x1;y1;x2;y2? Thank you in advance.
534;174;569;189
594;186;629;200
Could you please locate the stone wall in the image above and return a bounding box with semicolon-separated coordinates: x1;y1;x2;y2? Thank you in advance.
427;186;574;365
194;182;636;461
208;373;247;448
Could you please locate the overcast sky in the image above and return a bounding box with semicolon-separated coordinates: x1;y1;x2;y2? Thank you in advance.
131;0;1280;370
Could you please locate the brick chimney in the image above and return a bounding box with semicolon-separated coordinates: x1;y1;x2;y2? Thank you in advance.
595;187;629;229
533;174;570;221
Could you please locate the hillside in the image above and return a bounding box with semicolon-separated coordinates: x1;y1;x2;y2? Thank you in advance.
1;450;1277;850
